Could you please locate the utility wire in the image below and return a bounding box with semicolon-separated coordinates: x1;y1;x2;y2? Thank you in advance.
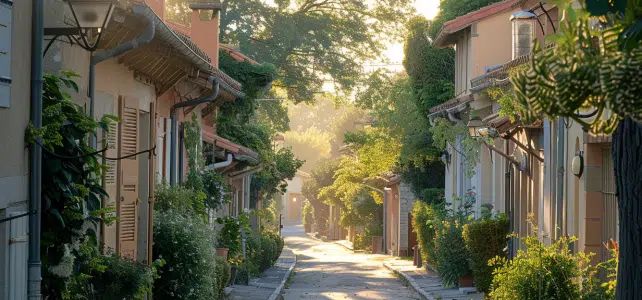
35;140;156;160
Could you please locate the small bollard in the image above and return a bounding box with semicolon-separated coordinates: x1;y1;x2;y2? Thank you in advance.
413;245;418;266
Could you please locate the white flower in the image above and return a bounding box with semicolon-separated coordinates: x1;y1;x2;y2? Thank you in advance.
48;244;74;278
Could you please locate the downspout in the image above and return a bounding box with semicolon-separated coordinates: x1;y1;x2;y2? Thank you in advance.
178;123;185;183
556;118;565;239
169;76;219;185
205;153;234;170
89;5;156;148
29;0;44;298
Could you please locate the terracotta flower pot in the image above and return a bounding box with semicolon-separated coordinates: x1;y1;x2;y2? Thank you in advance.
458;273;474;287
216;248;229;258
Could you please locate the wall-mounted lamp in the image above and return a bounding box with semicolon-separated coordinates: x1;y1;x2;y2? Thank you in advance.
44;0;116;51
292;197;297;202
572;151;584;177
478;127;500;138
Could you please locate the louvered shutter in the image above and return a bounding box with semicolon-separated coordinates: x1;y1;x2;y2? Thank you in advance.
118;96;140;259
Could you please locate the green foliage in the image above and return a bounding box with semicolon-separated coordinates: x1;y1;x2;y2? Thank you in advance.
259;235;278;272
428;0;504;39
216;215;250;258
353;233;371;252
26;71;116;299
419;188;446;206
511;2;642;134
411;201;442;267
302;158;339;231
302;200;314;225
219;50;277;101
430;117;485;177
152;212;216;299
584;0;642;51
403;17;455;113
462;215;509;293
488;216;597;300
214;256;231;299
154;183;205;216
434;192;475;287
218;0;415;102
487;85;521;123
89;253;159;300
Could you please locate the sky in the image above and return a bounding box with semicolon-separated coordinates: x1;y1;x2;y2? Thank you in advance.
382;0;440;67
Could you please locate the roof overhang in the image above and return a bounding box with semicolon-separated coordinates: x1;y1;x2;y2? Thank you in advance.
98;3;243;98
428;94;474;125
228;166;263;181
202;125;259;162
433;0;517;48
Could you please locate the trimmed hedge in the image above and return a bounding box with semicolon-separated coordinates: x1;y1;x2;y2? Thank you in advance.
411;201;441;266
462;215;509;293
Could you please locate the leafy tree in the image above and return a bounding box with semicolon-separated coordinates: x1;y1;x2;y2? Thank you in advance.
510;2;641;298
218;0;415;102
281;128;332;172
403;17;455;113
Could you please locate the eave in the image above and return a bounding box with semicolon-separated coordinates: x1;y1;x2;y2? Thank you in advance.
98;3;244;99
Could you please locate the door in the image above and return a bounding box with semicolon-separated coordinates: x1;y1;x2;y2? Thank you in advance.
118;96;140;259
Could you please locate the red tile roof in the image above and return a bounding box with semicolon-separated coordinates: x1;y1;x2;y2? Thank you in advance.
220;44;260;65
433;0;517;47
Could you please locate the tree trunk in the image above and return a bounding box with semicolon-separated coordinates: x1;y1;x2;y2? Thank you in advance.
613;117;642;300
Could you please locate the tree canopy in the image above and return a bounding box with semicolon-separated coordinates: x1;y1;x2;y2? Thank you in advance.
218;0;415;102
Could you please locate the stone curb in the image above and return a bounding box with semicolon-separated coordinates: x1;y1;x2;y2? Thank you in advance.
333;240;354;251
267;252;297;300
383;262;436;300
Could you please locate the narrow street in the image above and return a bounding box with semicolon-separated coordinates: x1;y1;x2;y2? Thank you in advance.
280;222;420;300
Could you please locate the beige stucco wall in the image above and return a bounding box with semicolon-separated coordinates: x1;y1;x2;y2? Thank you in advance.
0;2;32;298
471;9;516;78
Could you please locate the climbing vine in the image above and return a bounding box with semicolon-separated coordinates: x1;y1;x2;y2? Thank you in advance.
25;71;158;299
429;117;488;177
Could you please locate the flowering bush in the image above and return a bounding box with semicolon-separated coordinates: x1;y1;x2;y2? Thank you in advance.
433;190;475;287
152;212;216;299
88;253;161;300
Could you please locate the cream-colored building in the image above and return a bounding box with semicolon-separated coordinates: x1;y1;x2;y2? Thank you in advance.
430;0;617;264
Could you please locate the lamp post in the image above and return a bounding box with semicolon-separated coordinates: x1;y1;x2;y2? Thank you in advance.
44;0;115;51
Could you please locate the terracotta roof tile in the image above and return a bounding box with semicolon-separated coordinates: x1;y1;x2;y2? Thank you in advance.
434;0;517;47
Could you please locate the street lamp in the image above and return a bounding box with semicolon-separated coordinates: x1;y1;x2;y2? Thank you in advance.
44;0;116;51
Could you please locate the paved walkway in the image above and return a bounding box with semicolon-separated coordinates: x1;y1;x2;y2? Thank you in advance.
229;246;296;300
282;223;420;300
384;259;484;300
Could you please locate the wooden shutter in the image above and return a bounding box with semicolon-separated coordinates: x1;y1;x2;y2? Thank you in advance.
117;96;140;259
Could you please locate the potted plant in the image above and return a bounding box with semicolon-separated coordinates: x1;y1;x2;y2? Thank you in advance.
228;255;243;285
302;200;314;233
216;216;244;259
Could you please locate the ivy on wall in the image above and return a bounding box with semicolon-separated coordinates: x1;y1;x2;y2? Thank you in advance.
429;117;488;178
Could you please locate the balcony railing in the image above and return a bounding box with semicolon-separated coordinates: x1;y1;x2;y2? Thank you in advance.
470;44;555;92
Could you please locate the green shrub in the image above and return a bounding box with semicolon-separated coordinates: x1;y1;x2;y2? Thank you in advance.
259;235;277;272
353;233;371;252
214;256;231;298
488;216;599;300
302;200;315;225
235;265;250;285
244;235;262;277
154;183;204;216
433;191;474;287
264;230;284;261
90;253;156;300
462;214;509;293
216;215;249;258
411;201;441;266
153;212;216;299
420;188;445;205
434;217;470;287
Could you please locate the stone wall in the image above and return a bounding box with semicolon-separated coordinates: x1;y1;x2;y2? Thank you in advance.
398;183;417;256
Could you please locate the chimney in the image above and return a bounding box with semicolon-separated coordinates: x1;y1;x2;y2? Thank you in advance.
189;2;222;67
510;11;537;59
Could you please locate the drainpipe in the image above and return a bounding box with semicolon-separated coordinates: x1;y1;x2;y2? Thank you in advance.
89;5;156;148
178;123;184;183
205;153;234;170
556;118;565;239
169;76;219;185
28;0;44;298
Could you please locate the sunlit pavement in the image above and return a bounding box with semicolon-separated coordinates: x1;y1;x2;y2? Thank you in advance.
280;222;420;300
